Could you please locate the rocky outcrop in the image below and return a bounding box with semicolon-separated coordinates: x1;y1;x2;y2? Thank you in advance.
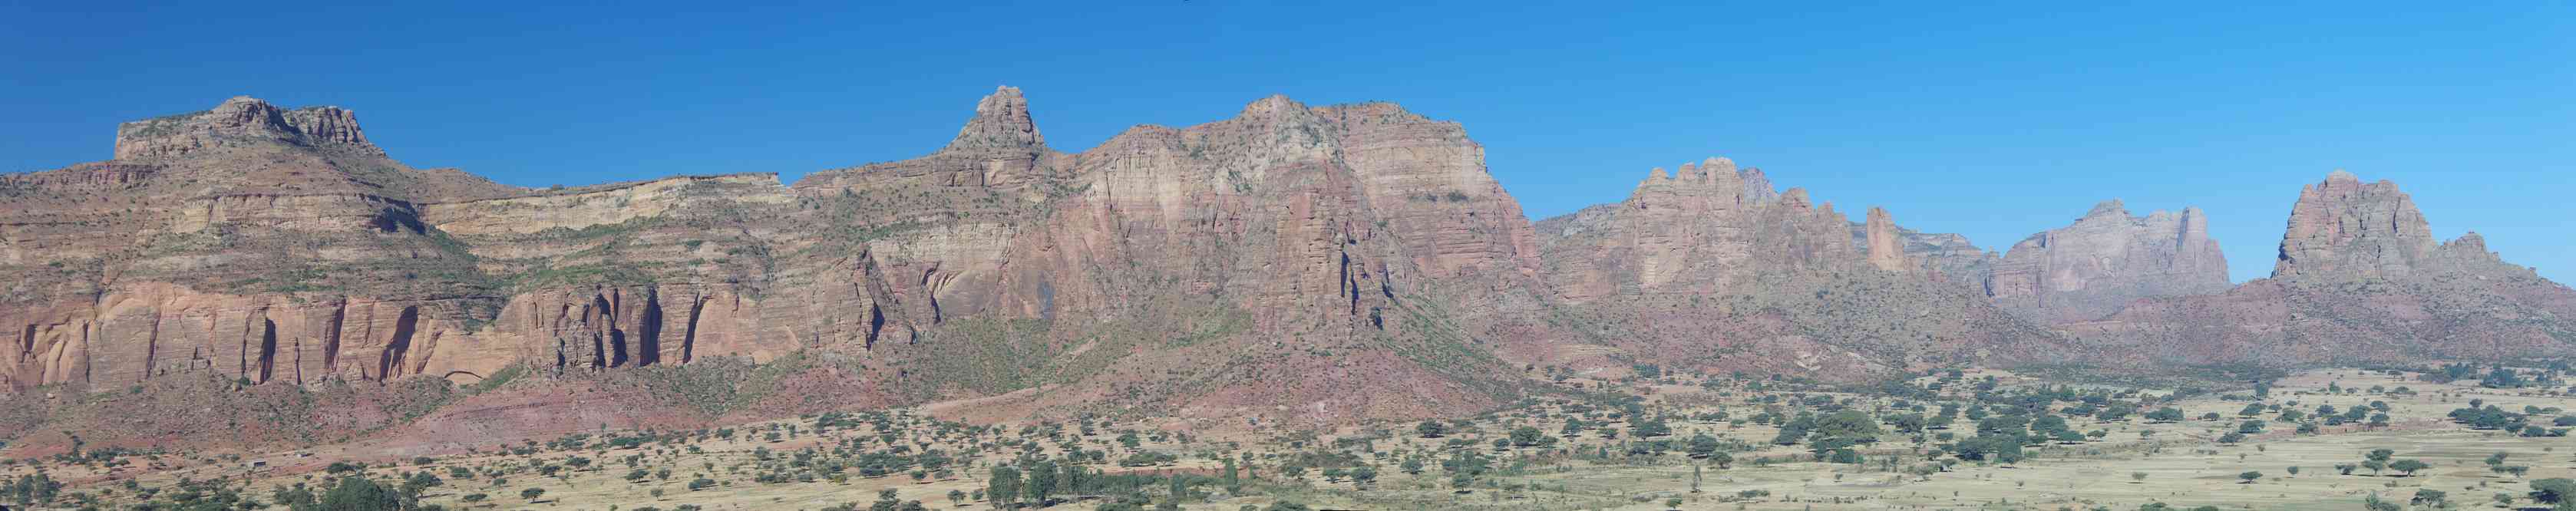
1537;157;1831;300
3;88;1551;432
1984;199;2230;322
2275;170;2438;279
421;173;791;236
942;86;1045;153
2079;172;2574;364
1863;206;1910;272
114;96;383;161
1897;230;1997;286
1535;157;2076;377
0;283;467;387
12;90;2573;451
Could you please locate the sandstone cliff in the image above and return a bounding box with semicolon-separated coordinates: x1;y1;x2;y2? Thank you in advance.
1984;199;2231;322
2275;170;2439;279
2076;172;2575;364
2;88;1555;444
4;96;525;394
9;91;2571;454
1534;158;2076;377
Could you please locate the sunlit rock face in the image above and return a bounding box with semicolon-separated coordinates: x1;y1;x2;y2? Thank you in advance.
4;88;1559;429
1533;157;2080;380
2079;171;2576;364
1985;199;2231;323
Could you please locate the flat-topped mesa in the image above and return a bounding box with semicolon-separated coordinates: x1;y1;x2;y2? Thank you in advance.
938;85;1045;154
2274;170;2436;279
114;96;381;160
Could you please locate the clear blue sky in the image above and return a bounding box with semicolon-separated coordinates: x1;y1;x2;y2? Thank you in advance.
5;2;2570;283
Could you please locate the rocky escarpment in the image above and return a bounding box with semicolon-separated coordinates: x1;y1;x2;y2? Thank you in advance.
1537;158;1843;301
4;96;529;397
2076;171;2575;364
114;96;381;161
11;90;2571;453
1534;157;2076;377
1984;199;2231;322
2;88;1554;437
776;90;1551;422
2275;170;2439;279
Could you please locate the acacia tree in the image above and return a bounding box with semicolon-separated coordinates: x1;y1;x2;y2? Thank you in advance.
318;476;409;510
1022;461;1058;506
1509;427;1547;447
1686;434;1721;459
2409;490;2446;508
2531;478;2576;506
986;466;1021;509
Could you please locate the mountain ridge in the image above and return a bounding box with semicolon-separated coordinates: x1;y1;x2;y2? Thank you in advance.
5;88;2571;455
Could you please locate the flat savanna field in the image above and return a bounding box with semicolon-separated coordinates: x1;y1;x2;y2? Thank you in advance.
5;368;2571;510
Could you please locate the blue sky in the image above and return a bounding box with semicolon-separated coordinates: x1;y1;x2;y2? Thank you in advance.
5;2;2570;282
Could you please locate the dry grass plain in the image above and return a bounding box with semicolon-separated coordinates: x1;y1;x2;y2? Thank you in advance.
5;367;2570;510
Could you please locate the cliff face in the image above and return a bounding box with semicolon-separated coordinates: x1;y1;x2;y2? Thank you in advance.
2077;172;2576;364
4;96;527;395
2275;170;2438;279
9;91;2574;451
113;96;380;161
1984;199;2231;322
2;88;1551;434
1534;158;2076;378
775;90;1553;423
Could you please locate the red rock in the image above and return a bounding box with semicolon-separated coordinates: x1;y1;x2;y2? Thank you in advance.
2086;171;2576;364
1534;157;2079;378
1984;199;2231;322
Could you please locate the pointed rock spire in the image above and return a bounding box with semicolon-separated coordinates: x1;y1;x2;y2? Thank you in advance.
940;85;1045;153
1864;206;1908;272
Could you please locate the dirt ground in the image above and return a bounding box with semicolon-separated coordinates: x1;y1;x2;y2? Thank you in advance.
5;368;2569;510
